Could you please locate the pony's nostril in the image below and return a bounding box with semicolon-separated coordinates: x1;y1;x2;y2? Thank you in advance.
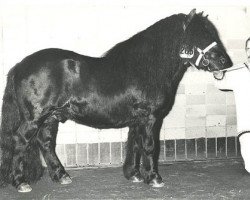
220;57;226;64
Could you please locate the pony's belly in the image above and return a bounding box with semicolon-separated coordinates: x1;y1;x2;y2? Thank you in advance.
70;112;130;128
68;98;151;128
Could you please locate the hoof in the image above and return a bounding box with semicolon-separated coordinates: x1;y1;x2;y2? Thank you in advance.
59;175;72;185
149;179;165;188
131;175;143;183
17;183;32;193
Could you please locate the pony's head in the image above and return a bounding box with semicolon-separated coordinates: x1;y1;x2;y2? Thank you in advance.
179;9;232;73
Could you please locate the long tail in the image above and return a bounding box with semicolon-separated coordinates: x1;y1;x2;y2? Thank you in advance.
0;68;44;187
0;69;20;187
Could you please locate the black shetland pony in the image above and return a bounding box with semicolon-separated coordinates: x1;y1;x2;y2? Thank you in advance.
0;9;232;192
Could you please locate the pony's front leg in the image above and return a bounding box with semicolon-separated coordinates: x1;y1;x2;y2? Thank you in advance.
37;115;71;185
141;116;164;187
123;126;143;183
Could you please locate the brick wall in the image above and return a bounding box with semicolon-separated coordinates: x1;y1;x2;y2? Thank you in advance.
0;3;249;166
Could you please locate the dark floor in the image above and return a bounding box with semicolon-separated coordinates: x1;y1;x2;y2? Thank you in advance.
1;159;250;199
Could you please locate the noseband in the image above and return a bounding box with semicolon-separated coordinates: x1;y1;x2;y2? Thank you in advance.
195;42;217;70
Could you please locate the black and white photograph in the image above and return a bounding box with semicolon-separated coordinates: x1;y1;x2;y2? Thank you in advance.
0;0;250;199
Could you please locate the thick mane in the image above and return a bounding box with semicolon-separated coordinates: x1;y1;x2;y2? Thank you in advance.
103;14;186;60
102;14;187;88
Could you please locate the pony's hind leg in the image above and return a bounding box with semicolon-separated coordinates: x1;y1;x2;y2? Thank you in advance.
12;121;41;192
123;126;143;183
37;115;71;184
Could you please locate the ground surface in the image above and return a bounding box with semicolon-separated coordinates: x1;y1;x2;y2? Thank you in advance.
1;159;250;199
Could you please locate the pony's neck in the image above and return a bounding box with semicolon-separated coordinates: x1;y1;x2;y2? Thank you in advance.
103;14;188;88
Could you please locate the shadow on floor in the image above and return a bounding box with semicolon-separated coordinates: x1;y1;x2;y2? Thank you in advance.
1;159;250;199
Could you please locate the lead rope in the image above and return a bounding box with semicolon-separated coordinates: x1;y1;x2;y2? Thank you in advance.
245;62;249;70
218;62;249;72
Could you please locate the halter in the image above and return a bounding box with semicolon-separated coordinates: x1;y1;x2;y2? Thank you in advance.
195;42;217;67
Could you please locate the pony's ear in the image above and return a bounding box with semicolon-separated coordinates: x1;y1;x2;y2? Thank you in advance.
183;9;196;31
